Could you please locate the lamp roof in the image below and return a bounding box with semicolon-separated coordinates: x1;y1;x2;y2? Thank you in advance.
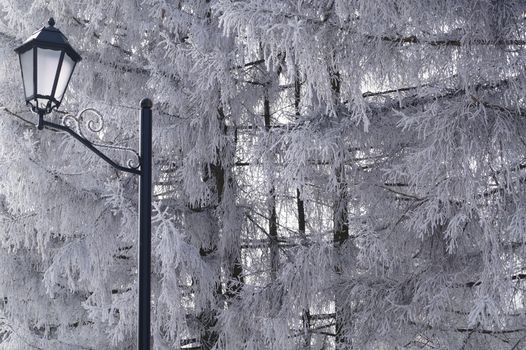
14;18;82;62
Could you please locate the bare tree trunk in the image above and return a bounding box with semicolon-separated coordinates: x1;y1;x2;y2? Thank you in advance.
225;124;244;303
264;91;279;281
331;70;351;349
199;109;229;350
295;71;312;349
333;161;349;349
298;188;312;349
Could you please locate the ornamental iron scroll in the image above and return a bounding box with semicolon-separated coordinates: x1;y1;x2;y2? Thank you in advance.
62;108;105;138
41;108;141;175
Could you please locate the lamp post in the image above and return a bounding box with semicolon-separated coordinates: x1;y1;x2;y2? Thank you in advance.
14;19;152;350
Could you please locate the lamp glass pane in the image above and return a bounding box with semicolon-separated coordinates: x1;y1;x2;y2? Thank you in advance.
20;49;34;99
36;98;49;110
36;48;61;97
54;53;75;102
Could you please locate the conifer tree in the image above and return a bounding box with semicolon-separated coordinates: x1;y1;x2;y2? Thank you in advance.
0;1;526;349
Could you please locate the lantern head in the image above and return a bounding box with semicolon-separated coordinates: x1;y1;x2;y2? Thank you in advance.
14;18;82;116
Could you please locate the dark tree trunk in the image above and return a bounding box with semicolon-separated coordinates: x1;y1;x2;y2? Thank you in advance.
264;92;279;281
331;69;351;349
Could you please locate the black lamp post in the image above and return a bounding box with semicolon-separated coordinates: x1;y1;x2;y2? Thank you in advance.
14;19;152;350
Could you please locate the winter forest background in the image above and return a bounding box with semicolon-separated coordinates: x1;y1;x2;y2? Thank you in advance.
0;1;525;349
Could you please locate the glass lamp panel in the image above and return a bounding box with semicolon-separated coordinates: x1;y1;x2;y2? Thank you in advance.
54;53;75;102
36;48;61;97
36;98;49;110
20;49;34;99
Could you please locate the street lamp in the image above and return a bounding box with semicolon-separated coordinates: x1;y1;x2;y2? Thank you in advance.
14;18;82;129
14;19;152;350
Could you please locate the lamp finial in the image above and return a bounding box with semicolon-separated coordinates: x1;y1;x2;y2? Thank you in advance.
48;18;55;27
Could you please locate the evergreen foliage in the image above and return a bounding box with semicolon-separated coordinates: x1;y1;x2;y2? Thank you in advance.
0;1;525;349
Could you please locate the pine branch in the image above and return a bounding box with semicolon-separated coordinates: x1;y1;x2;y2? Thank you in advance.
368;34;526;47
464;273;526;288
456;327;525;335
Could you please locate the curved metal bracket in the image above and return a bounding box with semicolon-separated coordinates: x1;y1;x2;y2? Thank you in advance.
62;108;141;169
41;111;141;175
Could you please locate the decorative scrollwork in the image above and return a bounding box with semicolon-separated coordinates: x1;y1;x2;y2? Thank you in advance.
90;142;141;170
62;108;105;139
127;156;141;170
83;108;104;133
60;108;140;171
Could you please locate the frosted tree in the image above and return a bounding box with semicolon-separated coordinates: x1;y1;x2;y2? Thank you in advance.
0;0;526;350
214;0;526;349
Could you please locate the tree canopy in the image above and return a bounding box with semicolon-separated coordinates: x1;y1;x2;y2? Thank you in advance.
0;1;526;349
